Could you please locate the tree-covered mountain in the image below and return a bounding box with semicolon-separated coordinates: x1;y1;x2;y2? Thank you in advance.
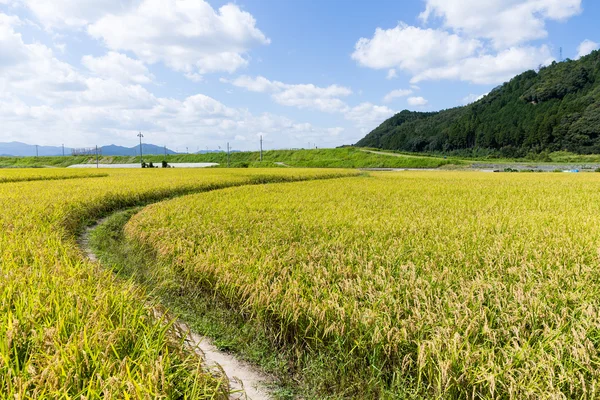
356;50;600;156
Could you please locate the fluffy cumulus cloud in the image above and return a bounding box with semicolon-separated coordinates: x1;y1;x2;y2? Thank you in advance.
18;0;134;29
412;45;554;84
225;75;397;132
0;12;343;149
223;75;352;113
0;3;354;149
419;0;582;48
383;89;413;103
16;0;269;79
577;39;599;59
352;0;581;85
87;0;270;76
352;23;481;72
407;96;428;106
82;52;154;84
0;13;86;98
344;103;396;129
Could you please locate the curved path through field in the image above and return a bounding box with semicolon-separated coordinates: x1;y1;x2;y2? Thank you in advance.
74;171;359;398
79;212;276;400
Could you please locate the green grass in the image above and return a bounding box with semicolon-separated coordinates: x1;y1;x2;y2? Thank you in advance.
6;147;600;170
90;208;305;399
105;147;457;168
0;155;92;168
0;148;462;169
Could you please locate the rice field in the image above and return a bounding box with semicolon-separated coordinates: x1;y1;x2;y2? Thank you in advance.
0;168;357;398
0;169;108;183
125;171;600;399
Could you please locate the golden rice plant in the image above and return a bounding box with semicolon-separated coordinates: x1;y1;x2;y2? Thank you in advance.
0;168;356;398
0;168;108;183
126;171;600;398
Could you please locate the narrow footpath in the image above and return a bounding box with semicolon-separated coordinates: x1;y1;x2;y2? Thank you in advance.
79;220;274;400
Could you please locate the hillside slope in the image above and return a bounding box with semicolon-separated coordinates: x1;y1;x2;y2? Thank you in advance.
356;50;600;156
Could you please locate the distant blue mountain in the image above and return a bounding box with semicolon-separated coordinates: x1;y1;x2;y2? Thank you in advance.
0;142;177;156
100;144;176;156
0;142;70;157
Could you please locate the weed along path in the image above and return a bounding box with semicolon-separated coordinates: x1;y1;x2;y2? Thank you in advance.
79;216;274;400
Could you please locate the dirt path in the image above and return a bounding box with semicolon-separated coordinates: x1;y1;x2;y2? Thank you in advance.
79;221;274;400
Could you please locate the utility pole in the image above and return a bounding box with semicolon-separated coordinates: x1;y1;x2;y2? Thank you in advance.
62;144;65;157
260;135;263;162
560;47;563;62
164;145;167;158
35;145;38;157
137;132;144;165
227;142;230;168
95;145;99;168
186;146;189;154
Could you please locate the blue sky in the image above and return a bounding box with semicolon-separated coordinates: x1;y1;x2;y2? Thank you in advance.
0;0;597;151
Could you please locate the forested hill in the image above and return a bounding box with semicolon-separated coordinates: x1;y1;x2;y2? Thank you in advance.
356;50;600;156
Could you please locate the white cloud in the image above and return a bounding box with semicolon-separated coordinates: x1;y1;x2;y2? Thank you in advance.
221;75;280;92
383;89;413;103
87;0;270;77
352;23;481;73
407;96;428;106
386;69;398;79
77;78;157;109
19;0;134;29
0;12;347;150
224;75;352;113
345;102;396;128
272;84;351;113
327;127;344;137
0;13;86;99
225;76;396;129
419;0;582;49
577;39;599;59
351;18;554;85
82;52;154;84
1;86;346;149
462;92;488;104
411;45;554;84
352;1;579;85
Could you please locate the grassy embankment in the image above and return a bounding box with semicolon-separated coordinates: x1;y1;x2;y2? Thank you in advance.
0;168;358;398
0;147;461;169
105;171;600;399
5;147;600;171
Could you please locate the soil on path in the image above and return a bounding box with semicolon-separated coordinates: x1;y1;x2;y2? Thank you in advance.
79;221;274;400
